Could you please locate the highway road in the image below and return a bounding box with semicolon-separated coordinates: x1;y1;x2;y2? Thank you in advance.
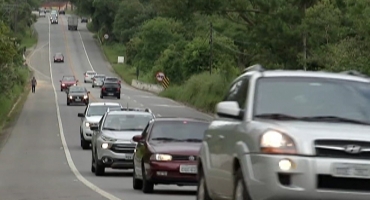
0;15;212;200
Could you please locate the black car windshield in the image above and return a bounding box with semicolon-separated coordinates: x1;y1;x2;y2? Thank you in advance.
150;121;209;142
87;105;121;116
69;87;85;93
254;77;370;123
104;82;119;87
63;77;75;81
102;114;153;130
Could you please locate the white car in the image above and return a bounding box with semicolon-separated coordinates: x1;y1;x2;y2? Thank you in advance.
77;102;122;149
84;71;97;83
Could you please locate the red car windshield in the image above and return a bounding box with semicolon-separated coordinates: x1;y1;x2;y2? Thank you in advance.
149;121;209;141
62;77;75;82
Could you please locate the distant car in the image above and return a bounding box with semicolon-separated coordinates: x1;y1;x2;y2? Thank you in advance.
60;75;78;91
100;81;121;99
50;13;57;21
131;117;209;193
50;17;58;24
81;17;88;23
53;53;64;62
77;102;123;149
59;10;65;15
90;108;155;176
84;71;97;83
92;74;106;88
51;10;57;16
45;9;50;13
66;86;90;106
39;11;46;17
104;77;121;84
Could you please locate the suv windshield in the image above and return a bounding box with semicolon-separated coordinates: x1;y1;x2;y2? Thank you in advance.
254;77;370;123
69;87;85;93
150;121;209;141
87;105;121;116
102;114;153;131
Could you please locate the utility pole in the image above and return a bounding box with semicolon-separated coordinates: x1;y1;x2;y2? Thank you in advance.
209;22;213;74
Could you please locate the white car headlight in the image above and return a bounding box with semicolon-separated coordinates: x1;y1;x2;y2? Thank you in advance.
69;95;72;99
62;83;65;86
150;154;172;161
85;122;90;127
101;135;117;142
260;130;296;154
83;95;88;99
101;143;109;149
73;84;76;86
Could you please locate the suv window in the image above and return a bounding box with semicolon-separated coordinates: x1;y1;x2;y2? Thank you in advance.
223;76;250;109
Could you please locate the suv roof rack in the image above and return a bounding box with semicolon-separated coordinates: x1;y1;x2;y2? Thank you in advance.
242;64;265;74
340;70;368;78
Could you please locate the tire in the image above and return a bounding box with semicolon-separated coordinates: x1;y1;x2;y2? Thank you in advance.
60;88;63;92
84;80;86;83
92;85;94;88
233;168;252;200
133;166;143;190
91;150;96;173
67;101;70;106
197;167;213;200
80;133;89;150
94;152;105;176
141;162;154;193
100;94;103;99
117;95;121;99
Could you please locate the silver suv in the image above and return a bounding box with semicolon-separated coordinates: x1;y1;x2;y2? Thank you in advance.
90;108;155;176
197;65;370;200
77;102;122;149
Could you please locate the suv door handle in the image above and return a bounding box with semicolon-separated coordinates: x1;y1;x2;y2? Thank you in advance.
219;135;224;139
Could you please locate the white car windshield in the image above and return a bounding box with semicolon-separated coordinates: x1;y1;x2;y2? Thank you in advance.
254;77;370;123
102;114;153;131
87;106;121;116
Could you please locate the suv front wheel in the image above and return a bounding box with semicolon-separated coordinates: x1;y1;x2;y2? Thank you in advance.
233;168;251;200
196;167;212;200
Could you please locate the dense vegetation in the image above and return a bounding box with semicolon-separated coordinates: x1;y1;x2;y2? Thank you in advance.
0;0;39;127
71;0;370;112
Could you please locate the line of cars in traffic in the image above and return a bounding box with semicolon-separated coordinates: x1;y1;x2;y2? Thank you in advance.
72;65;370;200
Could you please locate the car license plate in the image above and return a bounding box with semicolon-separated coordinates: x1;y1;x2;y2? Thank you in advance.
179;165;197;174
108;93;113;95
332;163;370;178
75;98;81;101
123;154;133;160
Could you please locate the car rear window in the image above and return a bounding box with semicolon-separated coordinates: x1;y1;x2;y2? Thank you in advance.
149;121;209;141
104;82;120;87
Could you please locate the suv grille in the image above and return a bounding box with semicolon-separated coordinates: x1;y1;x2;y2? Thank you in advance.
111;143;136;154
315;140;370;159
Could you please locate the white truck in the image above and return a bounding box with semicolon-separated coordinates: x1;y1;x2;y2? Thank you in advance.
68;16;78;31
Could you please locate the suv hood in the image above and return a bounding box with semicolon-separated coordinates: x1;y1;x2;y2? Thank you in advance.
85;116;103;123
150;142;201;155
102;130;142;141
258;120;370;154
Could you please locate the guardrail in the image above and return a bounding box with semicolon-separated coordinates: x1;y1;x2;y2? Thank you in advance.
131;79;164;94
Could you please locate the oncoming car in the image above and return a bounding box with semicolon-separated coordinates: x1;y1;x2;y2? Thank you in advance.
60;75;78;91
66;86;90;106
53;53;64;62
132;118;209;193
92;74;106;88
84;71;97;83
77;102;122;149
90;108;155;176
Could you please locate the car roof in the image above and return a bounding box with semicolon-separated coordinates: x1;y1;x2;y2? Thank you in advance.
86;70;96;73
55;52;62;55
107;111;154;116
89;102;121;106
63;75;75;78
69;86;85;90
153;117;209;123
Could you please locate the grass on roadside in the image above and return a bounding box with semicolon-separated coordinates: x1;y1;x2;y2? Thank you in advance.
20;27;37;48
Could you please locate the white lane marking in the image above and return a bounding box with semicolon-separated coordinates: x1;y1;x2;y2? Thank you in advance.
26;43;51;79
77;30;95;72
48;19;121;200
27;42;49;59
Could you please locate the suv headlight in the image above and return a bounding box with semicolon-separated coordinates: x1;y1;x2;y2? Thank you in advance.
260;130;296;154
69;95;72;99
150;154;172;161
101;135;117;142
83;95;88;99
85;122;90;127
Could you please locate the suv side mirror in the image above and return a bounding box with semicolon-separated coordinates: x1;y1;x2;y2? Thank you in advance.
216;101;243;119
78;113;85;117
132;135;143;142
90;124;99;131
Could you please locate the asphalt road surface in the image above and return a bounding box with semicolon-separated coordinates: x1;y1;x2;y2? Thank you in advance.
0;14;212;200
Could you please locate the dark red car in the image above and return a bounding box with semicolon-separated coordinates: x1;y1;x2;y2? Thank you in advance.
60;75;78;91
53;52;64;63
132;117;210;193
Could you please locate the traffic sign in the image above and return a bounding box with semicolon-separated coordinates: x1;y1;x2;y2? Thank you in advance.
156;72;165;82
104;34;109;39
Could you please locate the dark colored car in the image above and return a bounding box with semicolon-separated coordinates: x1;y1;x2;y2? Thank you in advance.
81;17;88;23
66;86;90;106
51;16;58;24
60;75;78;91
104;77;121;84
54;53;64;62
100;81;121;99
59;10;65;15
131;118;210;193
